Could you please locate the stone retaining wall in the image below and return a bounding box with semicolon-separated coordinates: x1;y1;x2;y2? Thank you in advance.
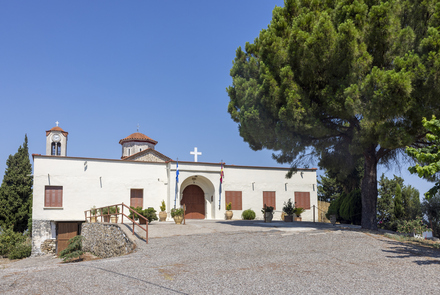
81;223;135;258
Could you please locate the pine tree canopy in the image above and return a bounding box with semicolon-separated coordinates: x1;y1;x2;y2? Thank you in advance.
0;135;33;232
406;115;440;199
227;0;440;230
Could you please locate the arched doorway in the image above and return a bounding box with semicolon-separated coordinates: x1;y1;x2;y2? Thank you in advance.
181;185;205;219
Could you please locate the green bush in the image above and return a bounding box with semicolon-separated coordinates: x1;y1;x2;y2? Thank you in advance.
129;206;143;220
8;238;31;259
59;235;83;262
397;217;430;236
242;209;256;220
0;226;31;259
142;208;158;223
326;190;362;225
171;208;184;217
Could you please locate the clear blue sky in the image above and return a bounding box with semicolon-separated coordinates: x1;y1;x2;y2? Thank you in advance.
0;1;434;199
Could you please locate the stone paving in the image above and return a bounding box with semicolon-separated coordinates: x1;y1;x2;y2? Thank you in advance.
2;220;440;294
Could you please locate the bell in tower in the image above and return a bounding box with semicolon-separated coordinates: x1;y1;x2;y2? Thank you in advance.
46;121;68;156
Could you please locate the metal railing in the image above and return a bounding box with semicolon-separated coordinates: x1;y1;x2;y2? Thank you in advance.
84;203;148;243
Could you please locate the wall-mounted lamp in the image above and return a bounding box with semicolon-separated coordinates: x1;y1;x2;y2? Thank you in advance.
84;161;88;171
313;184;315;191
48;173;50;185
100;176;102;188
252;182;255;191
285;183;288;191
300;171;304;178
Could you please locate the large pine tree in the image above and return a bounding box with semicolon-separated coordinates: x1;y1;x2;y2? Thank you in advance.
227;0;440;230
0;135;33;232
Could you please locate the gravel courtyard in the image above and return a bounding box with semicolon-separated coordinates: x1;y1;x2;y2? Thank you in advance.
1;220;440;294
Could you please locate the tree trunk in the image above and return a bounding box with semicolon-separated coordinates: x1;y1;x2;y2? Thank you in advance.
361;145;378;230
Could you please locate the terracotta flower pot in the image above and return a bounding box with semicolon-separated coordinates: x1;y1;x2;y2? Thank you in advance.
159;211;167;222
173;215;183;224
225;210;233;220
294;216;302;221
139;217;147;224
284;215;293;222
111;215;118;223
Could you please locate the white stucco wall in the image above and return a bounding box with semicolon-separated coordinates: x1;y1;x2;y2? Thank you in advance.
33;156;317;223
33;156;168;221
168;162;318;221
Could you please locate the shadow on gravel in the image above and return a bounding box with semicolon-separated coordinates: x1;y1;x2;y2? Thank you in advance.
79;264;188;294
216;220;335;230
381;239;440;264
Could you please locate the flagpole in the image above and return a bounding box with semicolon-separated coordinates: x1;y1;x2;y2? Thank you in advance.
219;161;223;210
175;158;179;209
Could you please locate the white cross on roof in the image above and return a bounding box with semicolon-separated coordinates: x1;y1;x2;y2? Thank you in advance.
190;147;202;162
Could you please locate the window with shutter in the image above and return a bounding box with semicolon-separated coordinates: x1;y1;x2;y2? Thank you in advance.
45;186;63;207
263;191;276;210
294;192;310;209
225;191;242;210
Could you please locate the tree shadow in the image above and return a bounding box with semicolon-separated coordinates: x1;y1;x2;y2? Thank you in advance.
215;219;337;230
381;238;440;265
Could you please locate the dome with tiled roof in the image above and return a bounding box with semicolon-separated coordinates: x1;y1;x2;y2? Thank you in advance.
119;132;158;159
119;132;157;145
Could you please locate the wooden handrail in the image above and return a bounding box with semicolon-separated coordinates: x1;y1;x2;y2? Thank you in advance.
84;202;148;243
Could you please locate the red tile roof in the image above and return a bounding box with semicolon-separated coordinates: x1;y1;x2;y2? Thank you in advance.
46;126;68;137
119;132;158;145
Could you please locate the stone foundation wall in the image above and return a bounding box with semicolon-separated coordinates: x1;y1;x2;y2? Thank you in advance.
81;223;135;258
32;220;52;256
41;239;56;254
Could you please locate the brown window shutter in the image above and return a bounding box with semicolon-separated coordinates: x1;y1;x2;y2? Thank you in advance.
45;186;63;207
225;191;242;210
294;192;310;209
263;191;276;210
130;189;144;208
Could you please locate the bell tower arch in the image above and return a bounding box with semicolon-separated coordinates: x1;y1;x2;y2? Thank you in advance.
46;121;68;156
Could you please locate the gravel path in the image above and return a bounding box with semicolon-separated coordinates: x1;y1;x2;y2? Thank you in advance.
1;221;440;294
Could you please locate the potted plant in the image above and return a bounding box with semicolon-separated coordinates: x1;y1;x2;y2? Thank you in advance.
171;208;184;224
282;199;294;222
101;207;111;222
129;206;143;223
225;202;233;220
294;207;305;221
140;207;158;224
110;206;119;223
159;200;167;222
262;205;274;222
90;206;98;223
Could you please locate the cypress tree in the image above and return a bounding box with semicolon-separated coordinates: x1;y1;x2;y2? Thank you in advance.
394;184;403;220
0;135;33;232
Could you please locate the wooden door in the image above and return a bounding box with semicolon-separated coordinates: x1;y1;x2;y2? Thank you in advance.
130;189;143;208
181;185;205;219
57;223;78;255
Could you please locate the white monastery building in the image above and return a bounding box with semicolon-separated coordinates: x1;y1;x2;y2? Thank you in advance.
31;124;318;254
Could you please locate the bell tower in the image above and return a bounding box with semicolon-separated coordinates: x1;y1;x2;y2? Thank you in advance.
46;121;68;156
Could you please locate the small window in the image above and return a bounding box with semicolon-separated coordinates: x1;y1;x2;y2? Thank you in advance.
51;142;56;155
263;191;276;210
225;191;242;210
45;186;63;207
140;148;142;152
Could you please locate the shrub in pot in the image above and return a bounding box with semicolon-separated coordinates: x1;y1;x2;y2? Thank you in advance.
225;202;233;220
171;208;184;224
242;209;256;220
283;199;294;222
262;205;274;222
294;207;305;221
159;200;167;221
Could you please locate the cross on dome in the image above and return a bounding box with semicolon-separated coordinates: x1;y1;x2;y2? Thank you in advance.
190;147;202;162
55;121;59;127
